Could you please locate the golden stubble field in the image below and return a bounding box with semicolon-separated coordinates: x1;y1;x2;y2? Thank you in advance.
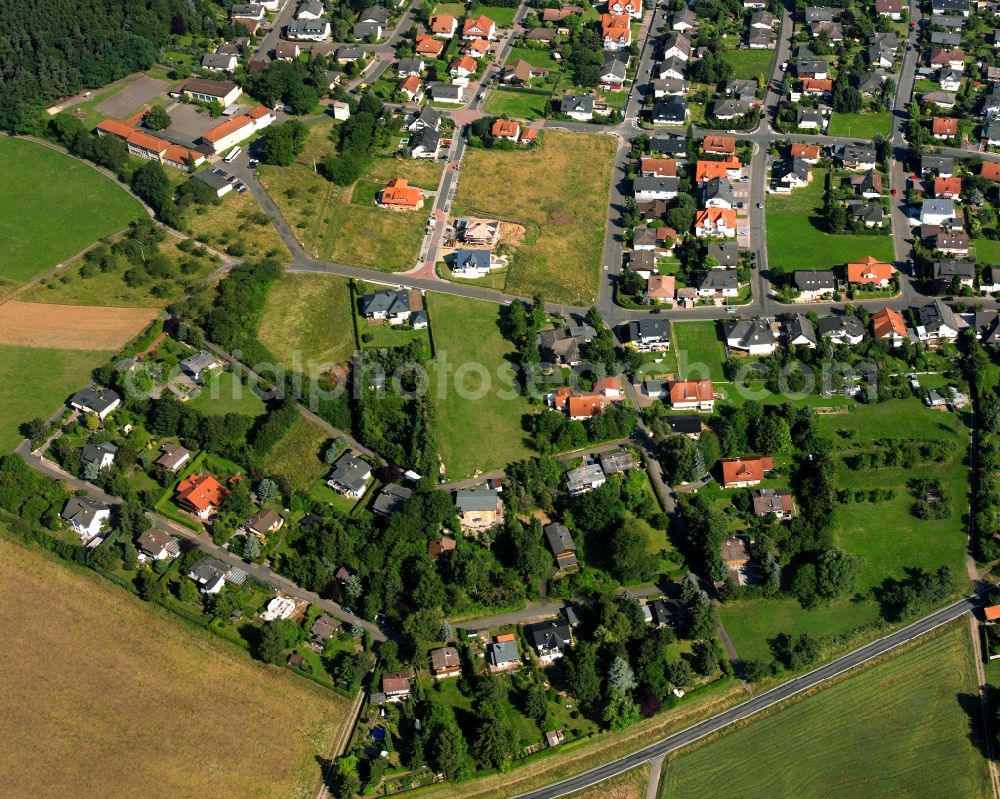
0;300;157;350
0;538;350;799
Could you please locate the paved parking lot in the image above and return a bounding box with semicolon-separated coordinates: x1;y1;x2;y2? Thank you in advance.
160;102;220;148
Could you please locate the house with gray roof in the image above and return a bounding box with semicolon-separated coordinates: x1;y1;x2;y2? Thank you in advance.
81;441;118;472
915;300;962;341
409;126;441;159
694;269;739;297
785;314;817;348
326;453;373;499
70;386;121;420
560;93;595;121
180;351;221;382
372;483;413;516
817;314;865;345
487;637;522;671
545;522;578;569
793;270;836;300
525;620;573;662
360;289;412;322
61;496;111;541
724;317;778;354
702;177;734;209
566;463;606;496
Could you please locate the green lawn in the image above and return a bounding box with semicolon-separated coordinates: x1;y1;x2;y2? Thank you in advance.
257;272;356;372
350;180;384;207
0;345;109;453
186;371;267;417
672;321;726;381
480;4;518;26
766;169;895;271
0;138;143;285
721;48;774;81
827;111;892;139
426;293;535;479
484;89;551;120
505;46;562;72
722;399;970;666
360;321;433;359
973;238;1000;265
659;622;991;799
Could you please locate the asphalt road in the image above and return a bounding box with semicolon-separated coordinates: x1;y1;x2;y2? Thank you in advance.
513;593;985;799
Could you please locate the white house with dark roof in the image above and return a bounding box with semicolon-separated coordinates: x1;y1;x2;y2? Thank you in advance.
326;453;372;499
70;386;121;420
61;496;111;541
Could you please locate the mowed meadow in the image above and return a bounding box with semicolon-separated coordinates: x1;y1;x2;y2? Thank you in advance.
658;622;991;799
0;536;349;799
0;137;143;288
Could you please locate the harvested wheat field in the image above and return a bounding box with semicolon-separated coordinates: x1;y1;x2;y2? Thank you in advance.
0;537;348;799
0;301;157;350
568;765;651;799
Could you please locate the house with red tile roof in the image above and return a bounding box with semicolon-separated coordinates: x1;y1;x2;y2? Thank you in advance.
669;379;715;411
695;157;742;183
641;157;677;177
647;274;675;300
702;134;736;154
931;117;958;139
491;118;521;141
450;54;477;78
429;13;457;37
720;456;774;487
175;474;229;519
694;208;737;238
463;14;496;40
934;175;962;198
982;162;1000;181
847;256;893;286
601;13;631;49
790;142;821;163
379;178;424;209
415;35;445;56
872;306;907;346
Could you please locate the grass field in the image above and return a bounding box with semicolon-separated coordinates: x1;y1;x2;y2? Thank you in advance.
452;131;615;305
20;236;220;308
672;321;726;381
721;399;970;665
484;89;551;119
0;345;108;453
186;371;267;417
568;766;651;799
0;138;143;285
259;121;435;272
659;622;991;799
257;272;356;371
260;414;331;491
0;536;348;798
827;111;892;139
479;4;518;25
766;170;895;270
973;237;1000;265
426;293;535;478
184;190;290;264
722;48;774;81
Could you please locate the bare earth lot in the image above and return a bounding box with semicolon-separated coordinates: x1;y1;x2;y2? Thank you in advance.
0;537;348;799
0;301;157;350
94;75;169;117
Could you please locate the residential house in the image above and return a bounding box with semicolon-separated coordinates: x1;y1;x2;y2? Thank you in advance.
414;35;445;57
847;256;893;286
786;314;818;348
647;274;676;301
335;45;366;63
622;317;672;352
430;82;464;104
188;557;235;595
796;108;825;130
274;41;301;61
931;230;970;256
938;68;962;92
353;19;384;40
798;60;829;80
817;314;866;345
666;415;704;439
81;441;118;472
382;672;412;702
811;21;842;41
310;615;338;646
725;317;778;355
526;620;573;663
451;249;502;278
932;30;962;47
932;117;959;139
286;18;331;41
702;177;735;209
455;486;503;532
915;300;961;342
653;78;689;97
231;3;265;21
850;169;883;198
397;74;424;103
694;208;737;238
694;268;739;297
537;325;595;366
545;522;579;569
430;647;462;678
929;48;965;71
651;96;688;125
857;71;885;97
372;483;412;517
641;157;677;178
560;93;595;121
398;57;425;77
868;32;897;68
175;474;228;519
839;145;876;170
804;6;834;23
924;92;957;110
651;134;688;158
934;176;962;198
707;243;741;268
983;161;1000;181
296;0;323;19
487;635;521;672
244;508;284;538
662;32;691;62
920;198;956;227
848;200;885;228
876;0;903;18
794;270;836;301
406;105;441;133
711;99;753;120
669;379;715;412
933;259;976;289
503;59;536;86
566;463;606;496
609;0;641;17
982;266;1000;293
326;453;372;499
428;537;457;558
599;54;628;90
695;158;742;184
753;488;794;519
155;444;191;473
600;449;638;476
378;178;424;209
70;386;121;420
202;52;238;72
61;496;111;541
450;55;477;79
462;14;497;40
543;6;583;23
721;456;774;487
778;156;810;188
136;528;181;561
872;306;908;346
634;176;679;201
672;9;698;31
360;288;413;322
525;27;557;44
429;13;457;37
601;13;632;50
702;134;736;155
801;78;833;96
923;154;955;176
180;351;222;383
